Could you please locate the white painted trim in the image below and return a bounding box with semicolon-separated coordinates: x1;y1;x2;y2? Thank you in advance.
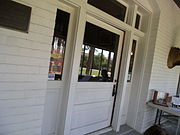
134;12;153;133
62;2;87;135
87;127;112;135
86;4;145;38
111;31;134;132
86;15;124;35
133;35;140;41
54;0;152;134
132;5;138;28
48;2;78;135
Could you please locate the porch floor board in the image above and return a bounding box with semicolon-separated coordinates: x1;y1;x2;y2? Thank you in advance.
101;125;141;135
101;121;178;135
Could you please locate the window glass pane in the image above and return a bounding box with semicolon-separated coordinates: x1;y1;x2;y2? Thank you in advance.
93;48;102;76
48;9;70;80
127;40;137;82
177;74;180;95
135;14;141;29
88;0;127;22
78;22;119;82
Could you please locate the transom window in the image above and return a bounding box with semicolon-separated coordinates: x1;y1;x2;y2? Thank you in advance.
48;9;70;80
87;0;127;22
78;22;119;82
135;13;141;29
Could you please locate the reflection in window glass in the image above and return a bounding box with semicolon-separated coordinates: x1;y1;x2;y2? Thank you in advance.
177;74;180;95
127;40;137;82
88;0;127;22
135;14;141;29
48;9;70;80
78;22;119;82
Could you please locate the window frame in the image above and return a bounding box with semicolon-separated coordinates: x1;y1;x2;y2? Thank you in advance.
135;11;142;30
77;15;124;83
87;0;129;23
48;9;70;81
127;37;138;83
116;0;129;23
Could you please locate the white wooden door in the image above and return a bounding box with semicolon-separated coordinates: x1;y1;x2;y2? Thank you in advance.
70;16;124;135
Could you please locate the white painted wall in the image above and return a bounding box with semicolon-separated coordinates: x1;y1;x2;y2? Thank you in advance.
120;83;131;125
42;82;63;135
0;0;56;134
0;0;179;134
125;0;180;133
141;0;180;131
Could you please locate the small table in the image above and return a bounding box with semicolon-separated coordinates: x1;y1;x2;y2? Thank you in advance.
147;102;180;135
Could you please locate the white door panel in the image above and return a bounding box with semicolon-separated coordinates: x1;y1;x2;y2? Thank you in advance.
71;121;109;135
74;90;112;104
71;103;111;129
74;83;114;104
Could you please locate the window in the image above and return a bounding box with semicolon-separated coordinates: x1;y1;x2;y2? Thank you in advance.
48;9;70;80
127;40;137;82
177;74;180;95
88;0;127;22
135;13;141;29
78;22;119;82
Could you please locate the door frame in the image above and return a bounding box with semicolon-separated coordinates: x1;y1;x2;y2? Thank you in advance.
59;0;138;135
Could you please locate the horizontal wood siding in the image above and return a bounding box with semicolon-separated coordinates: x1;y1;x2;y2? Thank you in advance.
142;0;180;131
0;0;57;134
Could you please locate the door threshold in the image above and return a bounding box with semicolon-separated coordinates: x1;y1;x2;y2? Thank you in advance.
86;127;112;135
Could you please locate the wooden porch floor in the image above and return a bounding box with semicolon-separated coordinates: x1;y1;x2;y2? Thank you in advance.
101;121;178;135
101;125;141;135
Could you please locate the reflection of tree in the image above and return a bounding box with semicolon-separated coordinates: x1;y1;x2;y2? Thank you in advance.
93;54;107;69
86;47;95;74
80;46;112;72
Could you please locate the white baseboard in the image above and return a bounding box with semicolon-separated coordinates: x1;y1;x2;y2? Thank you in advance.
87;127;113;135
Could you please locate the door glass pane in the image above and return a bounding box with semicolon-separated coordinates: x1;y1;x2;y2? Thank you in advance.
48;9;70;80
127;40;137;82
78;22;119;82
88;0;127;22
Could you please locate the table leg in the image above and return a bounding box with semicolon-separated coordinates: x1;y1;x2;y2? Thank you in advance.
155;109;159;124
158;110;163;125
175;117;180;135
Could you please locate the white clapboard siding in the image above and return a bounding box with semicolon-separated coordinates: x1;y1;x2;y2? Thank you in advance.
0;0;56;134
74;83;114;105
42;81;64;135
142;0;180;131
